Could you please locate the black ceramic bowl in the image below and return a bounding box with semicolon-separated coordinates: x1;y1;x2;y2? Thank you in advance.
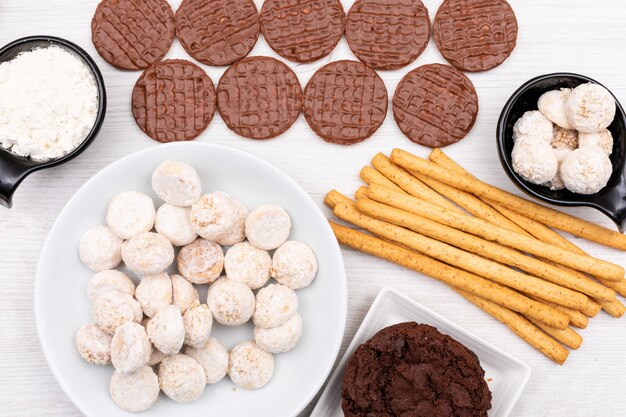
497;73;626;231
0;36;106;208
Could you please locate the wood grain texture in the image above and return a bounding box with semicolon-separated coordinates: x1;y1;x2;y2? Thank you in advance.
1;1;626;416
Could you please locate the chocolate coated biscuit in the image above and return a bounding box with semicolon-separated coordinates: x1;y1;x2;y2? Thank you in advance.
132;59;216;143
260;0;345;63
433;0;518;72
346;0;430;71
91;0;175;70
175;0;260;66
304;60;388;145
217;57;302;140
393;63;478;147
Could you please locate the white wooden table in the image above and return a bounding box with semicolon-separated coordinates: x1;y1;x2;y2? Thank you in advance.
1;1;626;416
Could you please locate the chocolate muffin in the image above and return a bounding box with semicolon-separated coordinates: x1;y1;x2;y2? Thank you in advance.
342;322;492;417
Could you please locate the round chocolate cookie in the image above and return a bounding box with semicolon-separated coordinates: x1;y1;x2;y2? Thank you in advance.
91;0;175;70
393;63;478;147
260;0;345;63
433;0;518;72
217;57;302;140
304;60;388;145
346;0;430;71
132;59;216;143
342;322;492;417
175;0;260;66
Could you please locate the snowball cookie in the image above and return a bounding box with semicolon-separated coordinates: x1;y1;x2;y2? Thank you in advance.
206;277;255;326
183;303;213;349
538;88;572;129
93;291;143;334
245;204;291;250
155;203;197;246
111;322;151;374
190;192;240;241
76;323;112;365
551;126;578;151
579;129;614;156
147;305;185;355
79;226;123;272
87;270;135;303
271;241;318;290
152;160;202;207
255;313;302;354
512;110;553;143
566;83;616;133
110;366;159;413
185;338;229;384
122;232;174;276
106;191;155;240
214;197;249;246
561;148;613;194
253;284;298;329
171;274;199;314
158;354;206;403
229;341;274;390
511;136;559;185
135;272;172;318
178;238;224;284
224;242;272;290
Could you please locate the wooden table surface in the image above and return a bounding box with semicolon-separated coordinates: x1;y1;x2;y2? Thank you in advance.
1;1;625;416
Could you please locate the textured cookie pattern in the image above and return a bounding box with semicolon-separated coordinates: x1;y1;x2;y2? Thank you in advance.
346;0;430;70
217;57;302;140
260;0;345;63
132;59;216;143
175;0;260;66
91;0;175;70
304;60;388;145
393;63;478;147
433;0;518;72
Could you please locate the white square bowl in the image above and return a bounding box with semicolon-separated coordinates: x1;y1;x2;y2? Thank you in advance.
312;287;531;417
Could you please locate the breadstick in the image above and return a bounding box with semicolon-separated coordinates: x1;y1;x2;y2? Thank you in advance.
354;186;369;201
528;318;583;350
458;291;569;365
367;183;624;283
390;148;626;251
356;197;590;308
371;153;461;213
529;296;588;329
329;220;569;329
360;166;404;193
580;299;603;317
325;190;355;209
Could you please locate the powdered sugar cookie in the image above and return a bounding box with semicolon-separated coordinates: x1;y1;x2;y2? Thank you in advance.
245;204;291;250
511;136;558;185
183;303;213;349
566;83;616;133
155;203;198;246
253;284;298;329
110;366;159;413
271;241;318;289
87;270;135;303
255;313;302;353
158;354;206;403
579;129;614;156
111;321;151;374
561;147;612;194
512;110;553;143
171;274;199;314
106;191;155;239
178;238;224;284
190;192;240;241
76;323;112;365
229;341;274;390
224;242;271;290
538;88;572;129
79;226;123;272
551;126;578;151
122;232;174;276
214;198;248;246
206;277;255;326
135;272;172;318
147;305;185;355
184;338;229;384
152;160;202;207
93;291;143;334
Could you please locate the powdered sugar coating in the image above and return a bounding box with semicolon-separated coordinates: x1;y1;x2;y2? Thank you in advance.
245;204;291;250
566;83;616;133
546;148;573;191
79;226;123;272
253;284;298;329
254;313;302;354
87;270;135;302
228;341;274;390
206;277;255;326
512;136;559;185
110;366;159;413
171;274;199;314
106;191;155;239
111;321;151;374
135;272;172;318
93;291;143;334
152;160;202;207
76;323;112;365
184;338;229;384
183;303;213;349
214;198;249;246
271;241;318;289
178;238;224;284
155;203;198;246
190;192;240;241
551;126;578;150
224;242;272;290
512;110;553;143
158;354;206;403
147;345;168;366
579;129;614;156
147;305;185;355
122;232;174;276
538;88;572;129
560;147;612;194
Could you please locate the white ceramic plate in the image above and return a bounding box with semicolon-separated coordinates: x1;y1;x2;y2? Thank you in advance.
34;142;347;417
312;287;531;417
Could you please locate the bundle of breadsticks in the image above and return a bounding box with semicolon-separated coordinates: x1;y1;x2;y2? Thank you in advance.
326;148;626;365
